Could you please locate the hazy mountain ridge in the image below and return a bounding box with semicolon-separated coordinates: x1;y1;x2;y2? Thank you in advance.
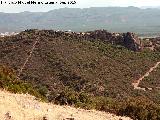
1;7;160;34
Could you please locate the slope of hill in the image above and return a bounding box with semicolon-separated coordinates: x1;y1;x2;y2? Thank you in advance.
1;29;160;119
132;61;160;91
0;90;132;120
1;7;160;34
139;62;160;90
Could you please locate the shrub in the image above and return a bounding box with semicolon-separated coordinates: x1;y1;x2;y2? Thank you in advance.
118;97;160;120
0;65;47;101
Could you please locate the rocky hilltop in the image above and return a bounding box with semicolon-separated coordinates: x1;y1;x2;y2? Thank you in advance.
10;29;142;51
142;36;160;51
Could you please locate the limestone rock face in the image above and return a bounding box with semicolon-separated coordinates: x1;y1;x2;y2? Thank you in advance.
122;32;141;51
83;30;142;51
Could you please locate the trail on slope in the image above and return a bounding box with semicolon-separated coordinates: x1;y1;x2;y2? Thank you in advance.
17;38;39;78
0;90;132;120
132;61;160;90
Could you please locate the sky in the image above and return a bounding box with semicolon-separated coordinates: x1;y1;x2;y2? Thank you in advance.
0;0;160;13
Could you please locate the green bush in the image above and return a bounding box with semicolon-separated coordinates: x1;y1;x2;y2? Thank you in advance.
54;90;160;120
0;65;47;101
118;97;160;120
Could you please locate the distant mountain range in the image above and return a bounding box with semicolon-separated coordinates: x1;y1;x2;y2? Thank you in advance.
1;7;160;34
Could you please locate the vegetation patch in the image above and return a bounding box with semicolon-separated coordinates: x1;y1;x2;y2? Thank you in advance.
1;30;160;119
0;65;47;101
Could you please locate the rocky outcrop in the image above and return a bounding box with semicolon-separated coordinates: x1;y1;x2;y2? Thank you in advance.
84;30;142;51
122;32;141;51
141;37;160;51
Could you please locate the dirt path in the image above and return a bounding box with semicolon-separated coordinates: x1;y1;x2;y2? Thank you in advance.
0;90;132;120
132;61;160;90
17;38;39;78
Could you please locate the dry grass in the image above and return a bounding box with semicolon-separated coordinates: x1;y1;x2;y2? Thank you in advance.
0;90;132;120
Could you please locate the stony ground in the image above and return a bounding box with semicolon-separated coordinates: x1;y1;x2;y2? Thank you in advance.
0;90;132;120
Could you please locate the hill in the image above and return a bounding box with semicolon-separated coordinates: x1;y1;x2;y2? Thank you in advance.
1;7;160;34
1;29;160;119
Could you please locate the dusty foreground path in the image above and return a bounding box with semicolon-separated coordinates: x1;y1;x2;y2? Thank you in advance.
0;90;131;120
132;61;160;90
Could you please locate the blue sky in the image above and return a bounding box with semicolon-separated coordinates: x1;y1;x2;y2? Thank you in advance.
0;0;160;12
